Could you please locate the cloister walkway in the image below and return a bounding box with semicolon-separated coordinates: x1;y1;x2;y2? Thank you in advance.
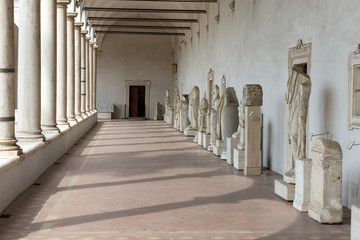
0;120;351;239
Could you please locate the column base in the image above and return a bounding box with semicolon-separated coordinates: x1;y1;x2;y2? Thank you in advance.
41;126;60;134
86;111;92;117
16;130;45;143
81;113;89;119
0;143;22;156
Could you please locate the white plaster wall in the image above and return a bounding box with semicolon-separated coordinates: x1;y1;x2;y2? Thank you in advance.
97;34;175;119
175;0;360;208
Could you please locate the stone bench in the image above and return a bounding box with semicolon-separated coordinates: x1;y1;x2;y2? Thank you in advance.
97;102;114;119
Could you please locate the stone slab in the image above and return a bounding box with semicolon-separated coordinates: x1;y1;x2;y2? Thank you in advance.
184;129;197;137
293;158;312;212
197;131;203;145
274;179;295;201
202;133;210;149
213;146;223;157
352;205;360;240
233;148;244;170
226;137;239;165
98;112;111;119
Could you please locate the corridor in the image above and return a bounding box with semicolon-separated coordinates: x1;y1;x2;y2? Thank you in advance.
0;120;351;240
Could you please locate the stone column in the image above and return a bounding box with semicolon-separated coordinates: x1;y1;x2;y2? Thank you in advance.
80;30;87;118
17;0;45;142
66;11;77;124
56;0;70;128
0;0;22;155
93;45;98;113
85;37;91;116
74;22;83;121
88;41;94;114
41;0;59;134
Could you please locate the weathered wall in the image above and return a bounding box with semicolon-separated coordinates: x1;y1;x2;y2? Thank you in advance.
97;34;175;119
174;0;360;208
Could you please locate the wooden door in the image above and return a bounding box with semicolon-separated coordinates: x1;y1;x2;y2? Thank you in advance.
129;86;138;117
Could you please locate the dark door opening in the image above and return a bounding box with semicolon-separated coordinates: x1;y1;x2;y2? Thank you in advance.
129;86;145;118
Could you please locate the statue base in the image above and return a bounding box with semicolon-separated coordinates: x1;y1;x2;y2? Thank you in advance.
233;148;244;170
197;131;203;145
213;140;224;157
274;179;295;201
293;158;312;212
184;128;197;137
202;133;210;149
226;136;239;166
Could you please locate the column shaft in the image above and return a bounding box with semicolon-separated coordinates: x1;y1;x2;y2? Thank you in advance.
17;0;44;142
41;0;59;134
0;0;22;155
74;22;83;121
85;37;91;116
88;42;94;114
66;12;77;123
93;45;98;113
80;31;87;118
56;0;70;128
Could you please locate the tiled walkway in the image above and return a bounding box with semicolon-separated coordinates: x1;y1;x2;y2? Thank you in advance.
0;120;351;240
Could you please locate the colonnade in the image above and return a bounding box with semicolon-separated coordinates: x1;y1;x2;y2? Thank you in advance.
0;0;98;156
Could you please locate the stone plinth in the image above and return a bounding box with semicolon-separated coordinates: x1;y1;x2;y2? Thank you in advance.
213;140;224;157
184;128;197;137
226;135;239;165
202;133;210;149
275;179;295;201
293;158;312;212
197;131;203;145
233;148;244;170
352;205;360;240
244;106;262;176
308;139;343;224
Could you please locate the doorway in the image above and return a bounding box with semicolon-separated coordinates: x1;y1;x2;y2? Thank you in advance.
129;86;146;118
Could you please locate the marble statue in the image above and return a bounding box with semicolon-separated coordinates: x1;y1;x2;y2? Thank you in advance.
198;98;208;132
285;66;312;180
208;85;220;151
174;87;180;128
213;85;220;110
185;86;200;134
164;89;170;122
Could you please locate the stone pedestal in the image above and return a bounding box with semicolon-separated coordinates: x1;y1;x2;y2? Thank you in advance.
233;148;245;170
274;180;295;201
197;131;203;145
226;135;239;165
308;139;343;224
352;205;360;240
184;128;197;137
213;140;224;157
293;158;312;212
220;105;239;160
203;133;210;149
244;106;262;176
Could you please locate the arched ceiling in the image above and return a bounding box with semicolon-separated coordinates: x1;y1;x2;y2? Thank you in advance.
80;0;217;45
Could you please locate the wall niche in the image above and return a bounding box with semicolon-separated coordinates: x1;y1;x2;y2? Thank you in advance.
348;44;360;129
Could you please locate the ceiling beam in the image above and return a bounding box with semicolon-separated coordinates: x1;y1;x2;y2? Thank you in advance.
88;17;198;23
93;24;191;30
113;0;217;2
95;30;185;36
83;7;207;14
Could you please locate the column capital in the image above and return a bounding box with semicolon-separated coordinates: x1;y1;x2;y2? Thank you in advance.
57;0;70;6
81;30;88;35
75;22;84;27
94;45;98;49
89;41;95;46
67;12;77;19
86;36;91;41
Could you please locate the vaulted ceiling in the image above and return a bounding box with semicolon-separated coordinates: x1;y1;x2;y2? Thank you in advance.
81;0;218;37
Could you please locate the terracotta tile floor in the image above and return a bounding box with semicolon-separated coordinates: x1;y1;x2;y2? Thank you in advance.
0;120;351;240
